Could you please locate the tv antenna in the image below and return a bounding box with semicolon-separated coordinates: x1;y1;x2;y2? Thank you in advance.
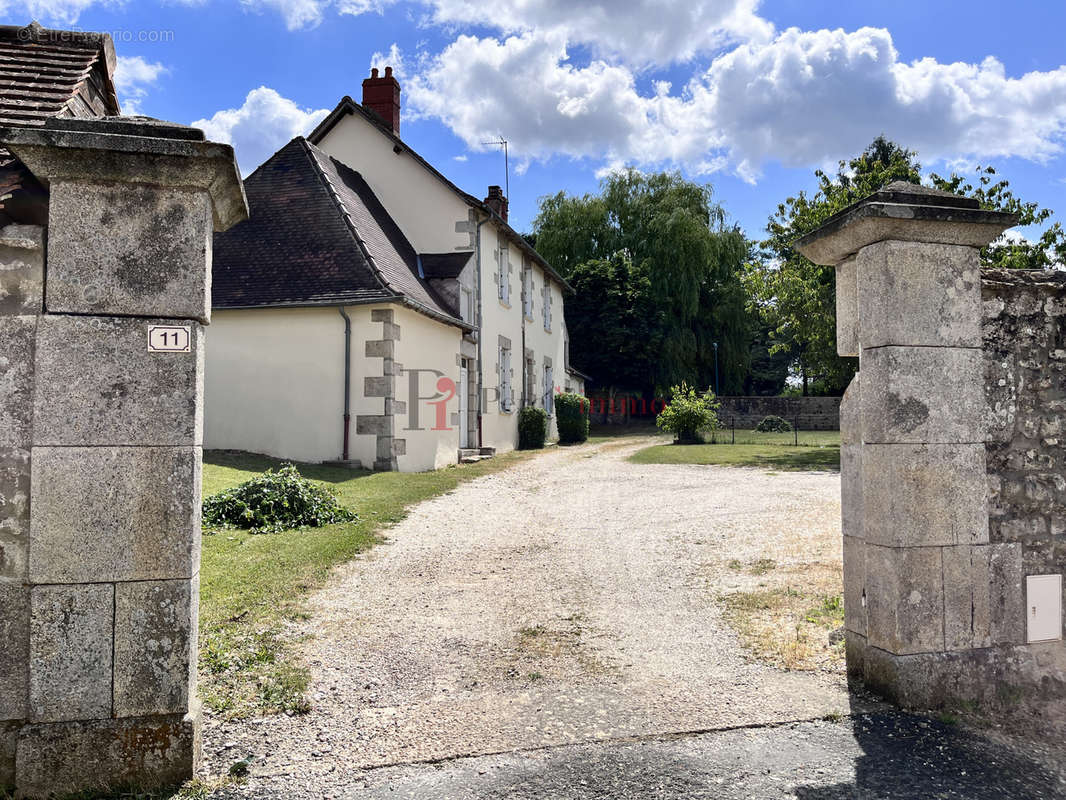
481;137;509;199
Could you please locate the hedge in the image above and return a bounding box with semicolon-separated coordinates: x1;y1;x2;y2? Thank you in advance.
556;392;590;444
518;406;548;449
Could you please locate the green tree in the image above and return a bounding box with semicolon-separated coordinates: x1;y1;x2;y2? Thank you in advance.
533;170;751;396
746;136;1064;395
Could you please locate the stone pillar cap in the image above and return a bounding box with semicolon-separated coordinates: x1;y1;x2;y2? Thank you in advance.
0;116;248;231
794;180;1019;266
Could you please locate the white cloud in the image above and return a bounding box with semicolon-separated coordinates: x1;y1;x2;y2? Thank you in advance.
407;26;1066;182
685;27;1066;178
238;0;393;29
113;55;168;115
426;0;773;66
408;32;663;165
0;0;122;25
238;0;327;29
452;154;467;161
191;87;329;173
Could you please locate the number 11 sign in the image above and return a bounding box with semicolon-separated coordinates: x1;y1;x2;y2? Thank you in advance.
147;325;191;353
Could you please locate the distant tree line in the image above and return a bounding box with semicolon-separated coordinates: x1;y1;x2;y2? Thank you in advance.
529;138;1065;399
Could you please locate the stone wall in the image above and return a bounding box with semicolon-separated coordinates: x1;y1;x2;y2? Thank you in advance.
716;396;841;430
984;268;1066;600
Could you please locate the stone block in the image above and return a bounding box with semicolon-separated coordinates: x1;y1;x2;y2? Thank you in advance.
835;255;858;356
844;629;867;682
365;339;394;359
942;542;1023;650
0;225;44;315
840;443;862;541
857;240;982;348
114;579;196;718
839;373;860;446
0;316;35;448
943;544;992;651
0;720;15;790
356;415;392;436
842;535;866;636
29;446;200;584
989;543;1024;645
862;444;988;547
364;376;394;398
15;707;200;798
0;583;28;721
32;315;204;446
382;321;401;341
865;545;944;655
861;346;985;444
370;308;393;323
0;448;30;581
46;182;213;322
29;583;114;723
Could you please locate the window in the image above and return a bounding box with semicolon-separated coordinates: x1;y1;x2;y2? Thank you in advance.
498;243;510;304
542;282;552;330
499;344;513;412
522;267;533;318
543;364;554;415
461;287;474;323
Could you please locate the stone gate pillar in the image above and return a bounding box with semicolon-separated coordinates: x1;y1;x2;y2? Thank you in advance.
0;117;246;797
795;182;1020;708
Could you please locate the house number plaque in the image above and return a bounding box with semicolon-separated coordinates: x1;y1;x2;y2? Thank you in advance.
147;325;191;353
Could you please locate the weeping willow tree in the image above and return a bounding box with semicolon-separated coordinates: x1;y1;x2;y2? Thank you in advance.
532;170;752;396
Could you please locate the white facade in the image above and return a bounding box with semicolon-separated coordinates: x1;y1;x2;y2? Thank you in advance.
205;304;463;472
313;108;580;457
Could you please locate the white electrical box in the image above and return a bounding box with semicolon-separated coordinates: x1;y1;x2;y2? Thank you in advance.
1026;574;1063;643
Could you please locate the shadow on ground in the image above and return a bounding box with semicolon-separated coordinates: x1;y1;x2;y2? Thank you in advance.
335;710;1063;800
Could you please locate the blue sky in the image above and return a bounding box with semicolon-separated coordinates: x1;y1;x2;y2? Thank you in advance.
5;0;1066;244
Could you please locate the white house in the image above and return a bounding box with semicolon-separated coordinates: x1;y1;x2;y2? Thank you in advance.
204;67;586;471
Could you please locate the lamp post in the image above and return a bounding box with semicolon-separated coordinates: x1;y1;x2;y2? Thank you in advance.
713;341;719;397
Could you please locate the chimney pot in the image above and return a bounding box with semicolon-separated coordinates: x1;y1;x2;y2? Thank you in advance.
362;65;401;135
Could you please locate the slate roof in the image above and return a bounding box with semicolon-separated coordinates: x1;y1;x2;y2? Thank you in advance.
212;137;469;330
420;251;473;279
308;96;574;294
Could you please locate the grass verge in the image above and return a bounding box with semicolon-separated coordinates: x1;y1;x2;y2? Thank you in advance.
718;558;845;672
628;430;840;471
199;448;530;719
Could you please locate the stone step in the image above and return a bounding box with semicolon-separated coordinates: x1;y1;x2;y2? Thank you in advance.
479;447;496;456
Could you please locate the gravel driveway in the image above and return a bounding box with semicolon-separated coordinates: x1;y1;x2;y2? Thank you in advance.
204;436;873;795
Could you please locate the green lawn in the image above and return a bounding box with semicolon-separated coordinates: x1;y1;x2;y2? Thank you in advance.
198;449;530;718
629;429;840;471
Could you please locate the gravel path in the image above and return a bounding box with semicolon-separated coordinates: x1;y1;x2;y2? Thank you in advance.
203;437;875;795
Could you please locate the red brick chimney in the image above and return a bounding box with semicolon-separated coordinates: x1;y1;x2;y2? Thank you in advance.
362;66;401;135
484;185;508;222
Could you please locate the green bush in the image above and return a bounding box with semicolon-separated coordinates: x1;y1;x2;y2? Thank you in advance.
755;414;793;433
656;383;721;444
556;392;590;444
202;464;358;534
518;405;549;449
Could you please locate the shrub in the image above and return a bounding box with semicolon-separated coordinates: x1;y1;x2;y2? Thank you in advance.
203;464;357;534
518;405;548;449
556;392;590;444
756;414;793;433
656;383;720;444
